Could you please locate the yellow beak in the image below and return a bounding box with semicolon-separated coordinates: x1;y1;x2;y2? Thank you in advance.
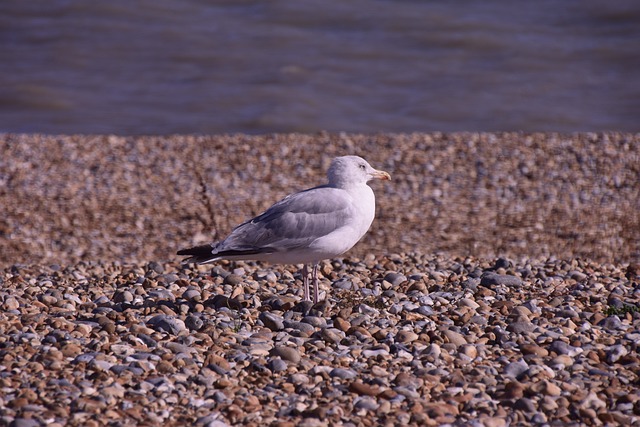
371;169;391;181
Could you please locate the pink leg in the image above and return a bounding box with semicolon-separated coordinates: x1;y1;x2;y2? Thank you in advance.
302;264;310;301
312;263;319;304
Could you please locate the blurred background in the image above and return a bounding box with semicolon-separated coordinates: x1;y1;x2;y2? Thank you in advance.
1;0;639;135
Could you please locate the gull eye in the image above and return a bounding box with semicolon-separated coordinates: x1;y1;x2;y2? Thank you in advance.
359;164;366;170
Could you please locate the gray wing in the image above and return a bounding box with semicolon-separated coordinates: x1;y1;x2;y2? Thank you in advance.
213;186;355;256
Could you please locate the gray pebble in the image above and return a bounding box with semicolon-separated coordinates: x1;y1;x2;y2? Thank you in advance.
302;315;327;328
549;340;581;356
319;328;344;344
600;315;626;331
606;344;628;363
481;272;523;287
513;397;536;412
182;288;201;301
333;277;357;291
507;320;535;334
259;312;285;331
363;348;390;358
9;418;41;427
148;289;175;301
113;290;134;303
223;274;243;286
284;320;316;336
330;367;357;379
354;396;379;411
161;273;180;283
146;315;186;335
269;357;288;372
503;360;528;378
185;314;204;331
271;346;301;363
146;261;165;274
384;272;407;286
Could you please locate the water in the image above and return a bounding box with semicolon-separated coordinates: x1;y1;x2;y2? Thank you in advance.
1;0;639;135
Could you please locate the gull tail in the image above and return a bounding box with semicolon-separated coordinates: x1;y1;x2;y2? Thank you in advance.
177;244;220;264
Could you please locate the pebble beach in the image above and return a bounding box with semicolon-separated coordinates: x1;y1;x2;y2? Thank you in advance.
1;132;639;426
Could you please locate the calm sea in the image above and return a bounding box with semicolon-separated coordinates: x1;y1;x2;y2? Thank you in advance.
1;0;639;135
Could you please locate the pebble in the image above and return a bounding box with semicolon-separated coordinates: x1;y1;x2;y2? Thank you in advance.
481;272;523;287
443;330;467;346
259;312;285;331
269;358;288;373
271;346;301;364
384;273;407;287
283;320;316;336
146;315;186;335
330;368;358;380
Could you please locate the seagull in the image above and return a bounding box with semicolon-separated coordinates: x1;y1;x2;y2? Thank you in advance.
177;155;391;303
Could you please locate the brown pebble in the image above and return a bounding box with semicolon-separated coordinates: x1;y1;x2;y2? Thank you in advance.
61;343;82;357
333;317;350;332
520;343;549;357
502;381;525;399
349;381;381;396
396;330;419;343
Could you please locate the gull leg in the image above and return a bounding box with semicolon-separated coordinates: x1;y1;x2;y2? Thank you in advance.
312;263;319;304
302;264;310;301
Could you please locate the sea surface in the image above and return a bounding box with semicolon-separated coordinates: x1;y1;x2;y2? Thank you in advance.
1;0;639;135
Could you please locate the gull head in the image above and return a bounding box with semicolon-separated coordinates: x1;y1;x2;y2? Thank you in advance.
327;155;391;189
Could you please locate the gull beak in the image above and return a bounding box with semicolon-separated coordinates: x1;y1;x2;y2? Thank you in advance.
370;169;391;181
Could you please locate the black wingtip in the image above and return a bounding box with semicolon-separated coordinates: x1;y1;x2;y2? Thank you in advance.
177;243;216;263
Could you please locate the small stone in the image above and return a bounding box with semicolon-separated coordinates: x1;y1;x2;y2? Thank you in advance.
459;344;477;359
333;317;350;332
459;298;479;309
443;330;467;346
3;296;20;311
302;316;327;328
61;343;82;357
513;397;536;412
320;328;344;344
182;289;201;301
384;273;407;286
349;381;381;396
354;396;379;411
185;314;204;331
146;261;165;274
519;344;548;357
113;290;134;303
161;273;180;283
481;272;523;287
269;358;288;372
507;320;535;334
504;360;528;378
530;380;561;397
224;274;243;286
568;270;587;281
549;340;581;356
146;315;186;335
9;419;41;427
330;368;357;380
271;346;301;363
396;330;419;343
259;312;285;331
606;344;628;363
599;315;626;331
503;381;525;399
283;320;316;336
480;417;507;427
